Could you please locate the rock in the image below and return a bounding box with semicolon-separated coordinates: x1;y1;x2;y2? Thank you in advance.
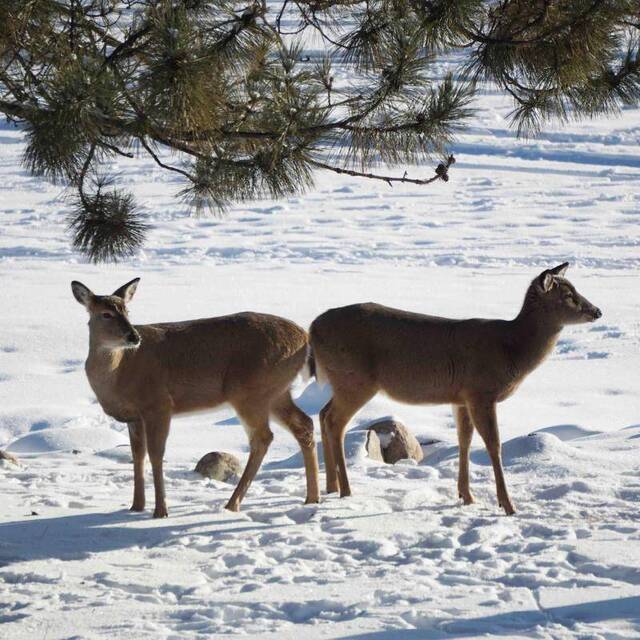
365;429;384;462
0;449;19;465
195;452;242;483
368;419;424;464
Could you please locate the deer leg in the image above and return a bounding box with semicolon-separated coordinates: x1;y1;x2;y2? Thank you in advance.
142;408;171;519
225;407;273;512
466;399;516;516
272;392;320;505
453;404;475;505
319;400;339;494
127;420;147;512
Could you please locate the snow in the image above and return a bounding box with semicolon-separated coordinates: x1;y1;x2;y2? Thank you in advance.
1;46;640;640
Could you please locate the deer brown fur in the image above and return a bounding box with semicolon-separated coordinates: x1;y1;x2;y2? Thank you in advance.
309;263;601;515
72;278;320;517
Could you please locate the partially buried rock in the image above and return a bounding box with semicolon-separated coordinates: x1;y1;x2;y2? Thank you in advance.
195;452;241;483
368;419;423;464
0;450;19;465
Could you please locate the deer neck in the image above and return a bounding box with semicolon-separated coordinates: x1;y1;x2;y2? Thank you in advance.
509;294;563;375
85;334;142;420
86;334;130;381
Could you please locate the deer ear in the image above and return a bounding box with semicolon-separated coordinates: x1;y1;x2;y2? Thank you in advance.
549;262;569;277
112;277;140;303
71;281;94;308
539;272;556;293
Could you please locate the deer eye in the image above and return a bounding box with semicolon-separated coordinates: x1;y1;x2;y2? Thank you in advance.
102;312;115;320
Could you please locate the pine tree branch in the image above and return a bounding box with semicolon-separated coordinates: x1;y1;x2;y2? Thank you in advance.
0;98;32;120
309;155;455;186
2;0;637;262
137;136;195;181
77;141;97;207
461;0;606;46
294;2;350;50
104;24;152;65
98;140;134;158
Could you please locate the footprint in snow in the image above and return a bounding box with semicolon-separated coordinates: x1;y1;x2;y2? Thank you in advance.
59;358;84;374
587;351;609;359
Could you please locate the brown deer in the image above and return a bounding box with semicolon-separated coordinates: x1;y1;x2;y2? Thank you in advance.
71;278;320;518
309;263;601;515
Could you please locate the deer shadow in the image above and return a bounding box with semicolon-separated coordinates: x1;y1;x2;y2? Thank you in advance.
0;507;246;567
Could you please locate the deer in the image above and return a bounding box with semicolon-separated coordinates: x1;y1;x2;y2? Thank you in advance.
309;263;602;515
71;278;320;518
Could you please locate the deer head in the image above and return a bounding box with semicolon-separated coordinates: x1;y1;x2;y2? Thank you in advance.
532;263;602;325
71;278;141;349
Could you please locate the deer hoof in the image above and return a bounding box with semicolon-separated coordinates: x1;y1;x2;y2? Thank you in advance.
129;503;145;512
326;482;339;494
459;493;475;506
501;503;516;516
153;506;168;518
339;488;352;498
304;496;320;505
224;501;240;512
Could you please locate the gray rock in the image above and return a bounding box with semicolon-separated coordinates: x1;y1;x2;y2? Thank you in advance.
365;429;384;462
368;419;424;464
195;452;242;483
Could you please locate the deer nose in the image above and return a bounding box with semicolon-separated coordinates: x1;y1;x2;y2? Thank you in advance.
127;331;140;345
593;308;602;319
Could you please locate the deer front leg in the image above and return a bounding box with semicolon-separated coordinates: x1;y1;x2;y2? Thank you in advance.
142;407;171;518
127;420;147;512
453;404;474;505
466;398;516;516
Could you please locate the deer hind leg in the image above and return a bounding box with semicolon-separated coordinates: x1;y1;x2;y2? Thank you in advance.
128;420;147;512
271;391;320;505
225;405;273;512
466;398;516;516
142;407;172;519
321;384;375;498
453;404;474;505
319;400;339;494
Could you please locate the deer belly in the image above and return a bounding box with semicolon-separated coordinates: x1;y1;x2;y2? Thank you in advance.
378;364;459;405
173;400;225;416
171;388;226;414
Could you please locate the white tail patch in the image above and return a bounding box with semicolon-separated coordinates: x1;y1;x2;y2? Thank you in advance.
300;343;313;383
300;344;329;386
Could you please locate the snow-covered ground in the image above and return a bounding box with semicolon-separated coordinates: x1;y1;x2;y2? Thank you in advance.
1;47;640;638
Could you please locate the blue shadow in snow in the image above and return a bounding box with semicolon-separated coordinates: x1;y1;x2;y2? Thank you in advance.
339;595;640;639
